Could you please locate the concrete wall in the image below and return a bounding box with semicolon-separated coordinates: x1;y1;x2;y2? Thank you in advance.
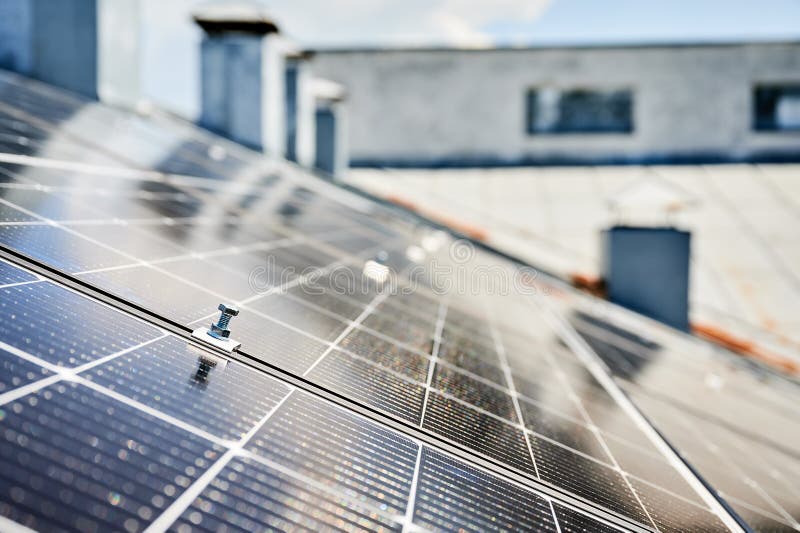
0;0;98;98
310;42;800;166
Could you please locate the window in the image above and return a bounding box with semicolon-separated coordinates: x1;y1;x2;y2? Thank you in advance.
753;84;800;131
526;87;633;134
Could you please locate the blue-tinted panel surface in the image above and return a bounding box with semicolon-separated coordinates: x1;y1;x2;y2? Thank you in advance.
80;265;222;324
85;336;291;441
0;200;36;222
412;448;557;532
0;259;36;286
0;347;50;394
0;382;223;532
0;224;130;273
172;456;402;532
0;281;161;367
247;393;418;516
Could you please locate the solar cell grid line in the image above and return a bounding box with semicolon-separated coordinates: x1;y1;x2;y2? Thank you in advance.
0;331;169;407
0;181;387;267
302;291;389;377
0;95;229;180
537;342;659;532
533;294;746;532
401;446;425;532
719;441;800;527
143;386;296;532
487;314;557;520
0;336;232;450
68;235;301;277
418;299;448;428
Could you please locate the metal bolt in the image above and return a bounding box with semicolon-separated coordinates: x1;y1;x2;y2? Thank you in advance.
208;303;239;340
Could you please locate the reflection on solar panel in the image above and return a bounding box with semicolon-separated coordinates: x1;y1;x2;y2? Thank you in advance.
0;68;797;533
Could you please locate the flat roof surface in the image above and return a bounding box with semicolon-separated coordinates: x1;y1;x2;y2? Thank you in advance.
348;164;800;361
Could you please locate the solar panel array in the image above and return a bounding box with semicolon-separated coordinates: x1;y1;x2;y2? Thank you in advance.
0;69;797;532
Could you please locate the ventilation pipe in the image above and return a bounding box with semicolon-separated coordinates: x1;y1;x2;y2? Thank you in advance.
313;78;348;178
285;51;316;167
603;177;698;331
193;4;286;156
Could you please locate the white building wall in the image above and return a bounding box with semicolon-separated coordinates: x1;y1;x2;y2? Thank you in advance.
310;42;800;166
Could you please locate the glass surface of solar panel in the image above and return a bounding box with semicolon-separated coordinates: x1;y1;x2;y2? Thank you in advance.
560;291;800;532
0;71;780;532
0;259;37;286
0;381;225;532
0;281;161;367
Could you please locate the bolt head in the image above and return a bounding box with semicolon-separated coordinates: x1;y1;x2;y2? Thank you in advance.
217;303;239;316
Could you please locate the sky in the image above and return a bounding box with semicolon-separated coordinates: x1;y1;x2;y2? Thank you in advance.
140;0;800;117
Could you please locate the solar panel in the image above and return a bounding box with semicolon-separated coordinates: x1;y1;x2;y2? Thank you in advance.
2;69;796;532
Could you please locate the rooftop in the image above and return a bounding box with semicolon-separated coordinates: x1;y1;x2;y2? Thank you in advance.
0;68;798;532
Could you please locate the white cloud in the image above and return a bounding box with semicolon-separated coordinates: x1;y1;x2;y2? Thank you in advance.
259;0;553;47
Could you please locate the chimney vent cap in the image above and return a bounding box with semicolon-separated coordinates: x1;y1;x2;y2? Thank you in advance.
193;3;280;35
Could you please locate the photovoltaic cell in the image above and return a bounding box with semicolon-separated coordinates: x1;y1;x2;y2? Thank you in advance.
0;381;224;532
519;398;611;462
79;265;222;324
284;285;368;321
0;224;130;273
554;504;623;533
338;327;430;382
732;506;796;533
0;347;51;394
0;259;36;286
412;448;558;532
437;348;506;386
307;348;425;423
422;392;537;477
531;436;651;525
248;294;350;342
247;393;418;517
73;224;190;262
603;436;702;504
84;336;292;441
216;312;329;375
0;188;107;221
512;373;584;421
432;365;518;422
171;455;403;532
361;307;435;354
0;281;161;367
0;200;36;222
